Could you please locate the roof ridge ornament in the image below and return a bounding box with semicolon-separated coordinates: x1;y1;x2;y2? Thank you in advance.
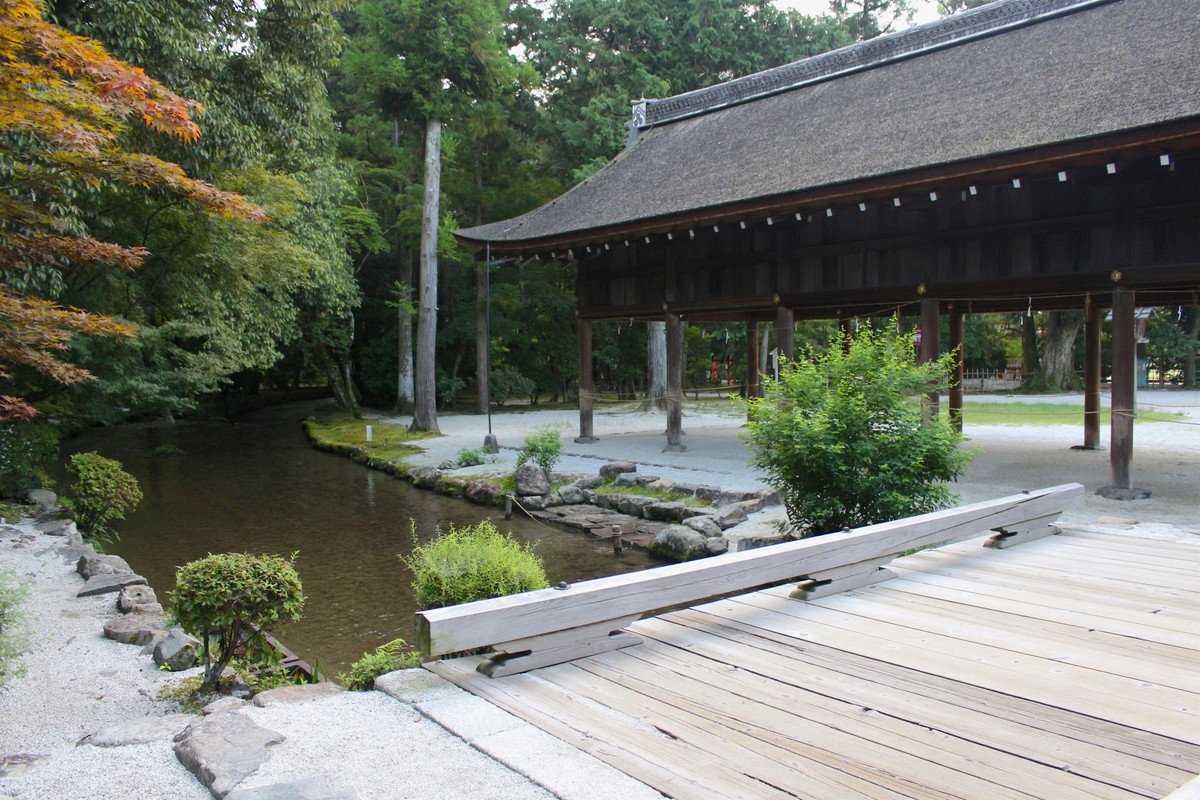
636;0;1111;130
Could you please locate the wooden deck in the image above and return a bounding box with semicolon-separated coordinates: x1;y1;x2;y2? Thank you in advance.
429;528;1200;799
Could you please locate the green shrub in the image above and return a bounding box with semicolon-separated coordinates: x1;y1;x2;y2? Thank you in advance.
66;451;142;541
170;552;305;690
338;637;422;690
516;426;562;475
455;447;491;467
402;520;549;610
490;366;536;407
745;328;973;536
0;423;59;499
0;569;29;688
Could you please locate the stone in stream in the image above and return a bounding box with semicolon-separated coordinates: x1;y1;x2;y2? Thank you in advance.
683;515;724;538
174;713;285;798
513;462;549;497
465;479;504;505
557;484;585;504
647;525;710;561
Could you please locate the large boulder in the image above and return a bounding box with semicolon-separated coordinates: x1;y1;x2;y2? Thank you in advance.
575;475;605;490
154;628;202;671
644;501;687;522
614;495;655;517
599;461;636;478
465;480;505;505
647;525;710;561
557;484;585;504
174;713;285;798
405;466;442;489
77;553;133;579
513;463;549;497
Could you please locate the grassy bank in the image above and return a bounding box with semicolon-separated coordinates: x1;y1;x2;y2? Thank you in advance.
951;402;1185;425
302;415;436;473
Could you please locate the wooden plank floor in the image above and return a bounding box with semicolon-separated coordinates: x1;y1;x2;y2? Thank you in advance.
429;529;1200;799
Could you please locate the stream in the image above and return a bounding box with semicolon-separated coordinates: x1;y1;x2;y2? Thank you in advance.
57;402;659;676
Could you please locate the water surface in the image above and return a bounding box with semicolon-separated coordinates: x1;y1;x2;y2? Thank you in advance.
60;403;659;675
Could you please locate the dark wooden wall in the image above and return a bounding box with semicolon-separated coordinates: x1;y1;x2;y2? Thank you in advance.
576;151;1200;321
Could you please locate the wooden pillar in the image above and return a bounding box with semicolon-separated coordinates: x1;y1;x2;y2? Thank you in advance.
948;309;964;433
574;318;597;443
1082;300;1104;449
920;299;941;419
775;305;794;368
839;316;854;349
746;320;762;399
664;312;687;452
1099;288;1148;499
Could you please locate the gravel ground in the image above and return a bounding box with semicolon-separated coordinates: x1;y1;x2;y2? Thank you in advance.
1;389;1196;798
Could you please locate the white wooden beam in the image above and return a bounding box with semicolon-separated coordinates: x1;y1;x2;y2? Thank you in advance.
416;484;1083;660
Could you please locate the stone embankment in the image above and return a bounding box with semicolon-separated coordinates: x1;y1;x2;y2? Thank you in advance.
404;458;787;561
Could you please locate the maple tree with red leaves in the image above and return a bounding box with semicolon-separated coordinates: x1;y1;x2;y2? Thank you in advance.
0;0;265;420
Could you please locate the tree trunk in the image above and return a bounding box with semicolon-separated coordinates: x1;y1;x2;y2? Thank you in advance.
638;320;668;411
1184;307;1198;388
395;252;414;414
1040;311;1085;391
410;117;441;433
1020;314;1040;384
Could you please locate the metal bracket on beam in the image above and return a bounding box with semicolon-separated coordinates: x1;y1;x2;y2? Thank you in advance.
984;514;1061;549
790;556;897;600
477;615;643;678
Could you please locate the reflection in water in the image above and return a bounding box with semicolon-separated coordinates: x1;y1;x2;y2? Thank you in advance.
60;403;659;675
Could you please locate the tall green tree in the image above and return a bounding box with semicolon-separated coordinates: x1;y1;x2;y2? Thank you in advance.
335;0;543;423
48;0;358;420
516;0;852;181
828;0;919;41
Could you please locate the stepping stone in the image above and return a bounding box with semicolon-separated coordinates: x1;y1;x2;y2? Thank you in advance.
84;714;194;747
251;682;344;707
174;713;285;798
226;776;357;800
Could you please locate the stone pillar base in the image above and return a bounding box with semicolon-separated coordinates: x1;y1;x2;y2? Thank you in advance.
573;436;598;444
1096;486;1151;500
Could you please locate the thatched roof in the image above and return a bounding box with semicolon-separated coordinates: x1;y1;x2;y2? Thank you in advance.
457;0;1200;251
